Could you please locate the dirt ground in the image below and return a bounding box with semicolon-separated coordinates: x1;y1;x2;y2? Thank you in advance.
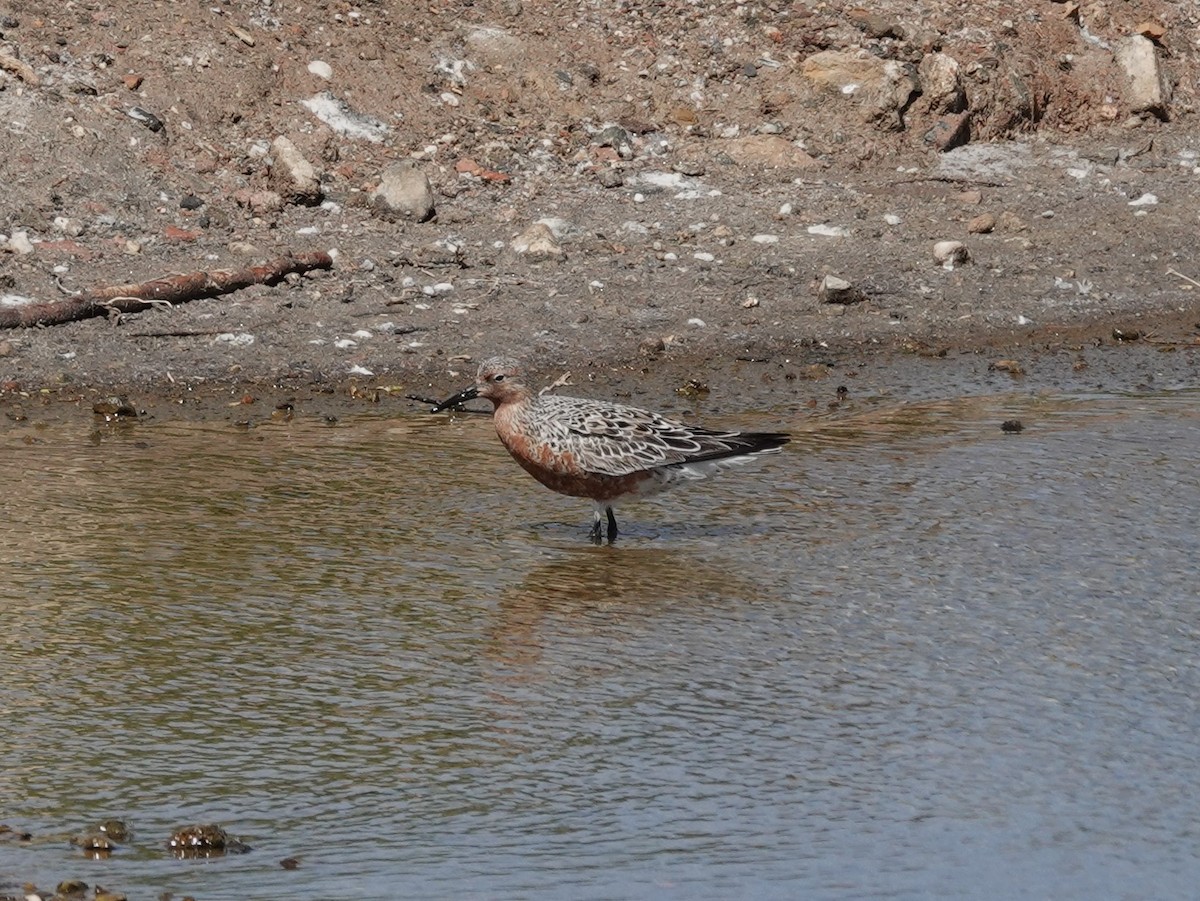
1;0;1199;424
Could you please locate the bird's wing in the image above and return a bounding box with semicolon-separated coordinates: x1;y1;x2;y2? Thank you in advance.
537;395;745;477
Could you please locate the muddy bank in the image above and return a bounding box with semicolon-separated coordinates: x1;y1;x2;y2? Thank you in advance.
1;0;1199;423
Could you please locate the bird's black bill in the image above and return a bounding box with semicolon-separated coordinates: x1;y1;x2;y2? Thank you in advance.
430;386;479;413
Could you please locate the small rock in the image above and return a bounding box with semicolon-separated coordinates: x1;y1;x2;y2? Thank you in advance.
1115;35;1170;119
92;397;138;420
307;59;333;80
167;824;250;857
807;224;851;238
918;52;965;113
238;189;284;216
163;225;199;243
126;106;163;132
996;210;1026;232
1135;20;1166;42
846;8;901;38
370;161;435;223
5;230;34;254
673;157;706;177
596;168;624;188
818;274;864;304
925;111;971;152
1001;419;1025;433
270;136;323;205
933;240;970;269
594;125;634;159
723;135;819;170
989;359;1025;375
967;213;995;234
213;332;255;347
511;222;564;261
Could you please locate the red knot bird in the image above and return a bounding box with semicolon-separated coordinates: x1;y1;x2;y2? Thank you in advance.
431;356;790;543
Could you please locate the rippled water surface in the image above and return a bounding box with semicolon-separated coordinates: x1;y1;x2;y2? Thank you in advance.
2;391;1199;899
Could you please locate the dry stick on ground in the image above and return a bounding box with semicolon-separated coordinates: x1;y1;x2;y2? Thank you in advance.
0;251;334;330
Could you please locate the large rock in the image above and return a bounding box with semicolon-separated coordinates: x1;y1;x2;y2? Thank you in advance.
800;49;918;130
370;161;435;223
918;52;966;114
722;135;819;170
1115;35;1170;119
269;136;322;206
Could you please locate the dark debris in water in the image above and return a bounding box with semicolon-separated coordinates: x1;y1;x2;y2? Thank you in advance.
167;824;251;858
92;397;139;420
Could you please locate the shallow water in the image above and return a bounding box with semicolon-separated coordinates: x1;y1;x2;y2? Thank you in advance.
2;390;1199;899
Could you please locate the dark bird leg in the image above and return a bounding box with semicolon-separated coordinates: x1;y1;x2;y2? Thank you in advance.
589;512;604;544
606;506;618;544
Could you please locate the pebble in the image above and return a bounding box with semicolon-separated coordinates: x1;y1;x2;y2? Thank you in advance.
213;332;255;346
127;106;164;132
883;213;902;225
53;216;85;236
370;161;435;222
818;274;863;304
5;230;34;254
597;168;624;188
751;234;779;244
807;224;851;238
511;222;565;261
933;240;970;269
967;213;996;234
693;251;715;262
270;136;322;205
307;60;333;80
1127;192;1158;206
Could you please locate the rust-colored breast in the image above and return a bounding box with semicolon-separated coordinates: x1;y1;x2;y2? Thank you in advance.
494;406;650;500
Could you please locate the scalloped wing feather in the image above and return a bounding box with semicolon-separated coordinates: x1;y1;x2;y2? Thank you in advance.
527;395;781;478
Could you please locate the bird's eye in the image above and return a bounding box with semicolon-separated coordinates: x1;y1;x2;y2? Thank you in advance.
494;374;505;382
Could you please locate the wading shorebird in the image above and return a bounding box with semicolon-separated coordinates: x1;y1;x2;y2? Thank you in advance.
430;356;790;543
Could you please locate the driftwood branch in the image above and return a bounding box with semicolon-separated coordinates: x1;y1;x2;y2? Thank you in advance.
0;251;333;329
